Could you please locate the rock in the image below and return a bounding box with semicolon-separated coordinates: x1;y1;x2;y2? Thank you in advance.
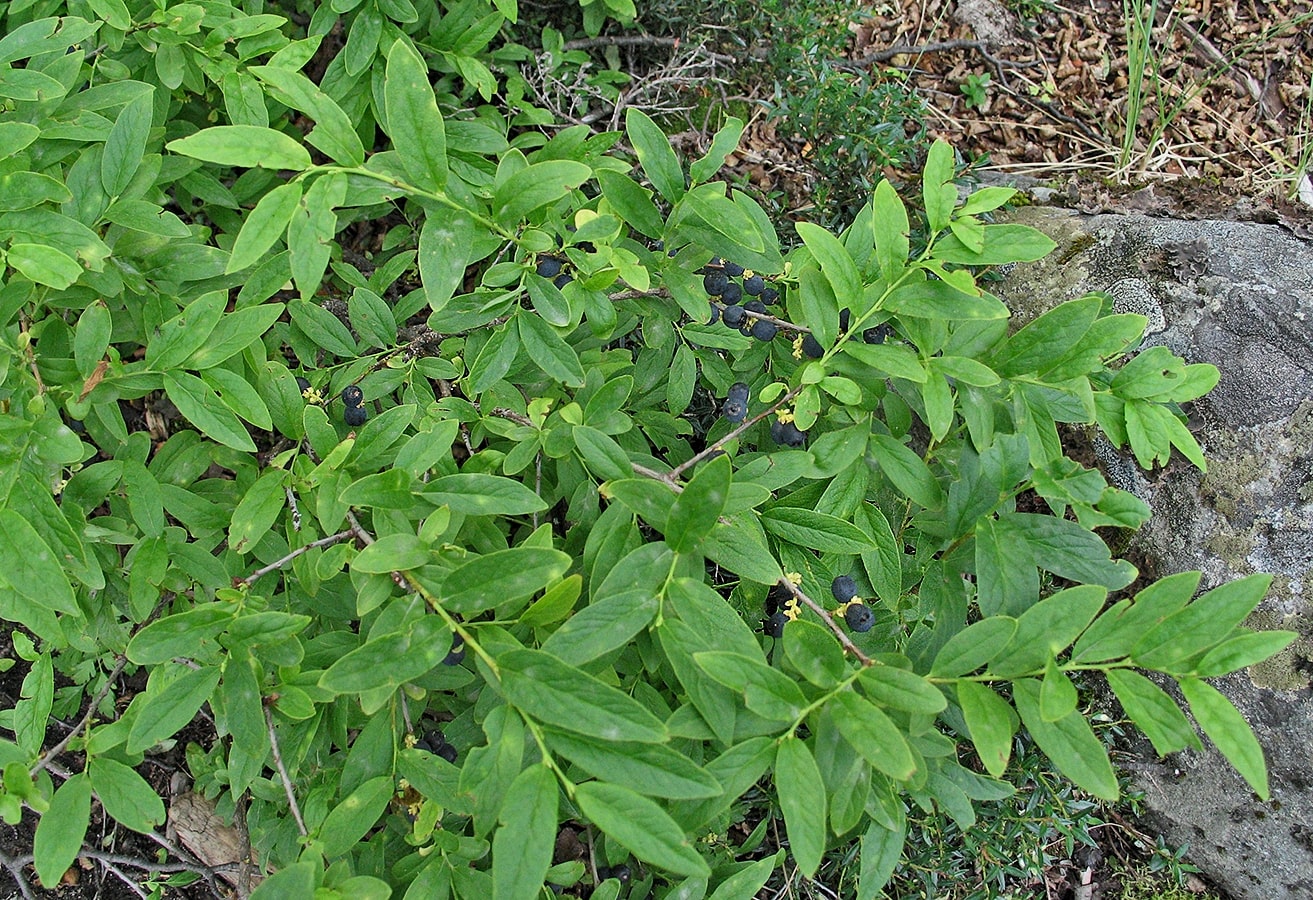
993;205;1313;900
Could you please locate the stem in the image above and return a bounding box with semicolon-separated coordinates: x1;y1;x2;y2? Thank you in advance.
235;530;354;587
265;705;307;837
668;385;804;480
30;655;128;779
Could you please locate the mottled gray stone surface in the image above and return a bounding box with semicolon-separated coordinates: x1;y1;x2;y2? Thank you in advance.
994;206;1313;900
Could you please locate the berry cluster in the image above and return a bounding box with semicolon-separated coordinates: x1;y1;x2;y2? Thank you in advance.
341;384;367;427
702;258;782;342
414;729;458;763
535;256;573;290
762;582;793;638
832;575;874;632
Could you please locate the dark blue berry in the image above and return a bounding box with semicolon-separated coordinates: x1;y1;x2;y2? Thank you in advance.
341;384;363;407
760;287;779;304
864;324;895;344
744;299;766;315
722;381;750;423
845;603;876;632
435;742;458;763
720;282;742;305
839;309;851;332
722;305;746;328
832;575;857;603
703;270;729;296
536;257;563;279
443;634;465;665
723;261;744;277
344;405;368;427
296;376;311;393
770;418;807;447
743;274;765;295
764;611;788;638
750;319;778;341
553;273;573;289
765;582;790;615
708;304;720;325
801;334;824;358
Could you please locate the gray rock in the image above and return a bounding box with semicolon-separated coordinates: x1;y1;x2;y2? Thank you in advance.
994;206;1313;900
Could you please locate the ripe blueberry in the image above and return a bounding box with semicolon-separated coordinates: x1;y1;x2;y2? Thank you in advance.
743;274;765;295
720;282;743;305
759;287;779;304
535;257;563;279
722;305;746;328
751;319;778;341
864;323;895;344
703;270;729;296
831;574;857;603
770;418;807;447
435;742;458;763
341;384;364;408
708;304;721;325
296;376;311;394
839;309;851;332
443;634;465;666
344;405;368;427
722;381;750;423
844;603;876;632
744;299;766;315
765;582;791;615
801;334;824;358
764;610;788;638
553;273;573;290
723;261;745;277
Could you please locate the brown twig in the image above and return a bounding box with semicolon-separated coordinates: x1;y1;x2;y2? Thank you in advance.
235;530;354;587
0;849;36;900
848;38;1036;87
264;705;307;837
777;577;873;666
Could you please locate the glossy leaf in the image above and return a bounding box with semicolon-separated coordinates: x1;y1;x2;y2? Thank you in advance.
575;781;709;877
775;736;826;877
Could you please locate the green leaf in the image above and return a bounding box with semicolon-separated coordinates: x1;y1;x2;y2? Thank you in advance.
705;853;779;900
1132;574;1272;672
149;291;227;371
956;681;1016;777
89;758;165;833
796;222;860;307
419;209;476;314
319;616;452;693
700;514;783;585
226;183;301;274
871;180;910;281
525;274;570;327
166;125;311;170
929;617;1018;672
1179;677;1269;800
990;296;1101;378
34;774;91;889
829;690;918;781
186;304;285;369
858;813;907;900
597;169;664;239
250;65;365;166
1012;679;1118;800
249;862;316;900
575;781;709;877
681;183;765;253
540;588;658;665
666;454;731;553
227;470;287;554
841;341;926;383
0;509;79;616
869;433;944;509
546;732;722;800
1105;669;1200;757
1040;656;1078;721
493;765;558;900
625;108;684;203
761;506;875;553
424;473;549;515
493;161;592;226
573;425;632;483
694;652;807;722
102;90;153;197
126;665;221;754
1194;630;1297;678
126;605;234;665
987;585;1108;677
775;736;826;877
858;506;901;608
999;512;1137;591
883;279;1009;320
689;116;745;185
444;548;572;614
163;372;256;451
500;649;668;742
932;224;1057;265
14;653;53;757
351;533;431;574
384;39;447;189
4;242;81;289
921;139;956;233
517;312;585;386
783;619;846;689
0;171;72;211
857;666;947;714
320;775;395;858
349;287;398;350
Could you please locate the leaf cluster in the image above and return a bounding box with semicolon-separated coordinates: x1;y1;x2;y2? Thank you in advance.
0;2;1293;899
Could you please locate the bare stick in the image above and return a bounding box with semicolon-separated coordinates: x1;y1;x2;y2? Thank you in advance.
235;530;354;587
97;857;150;900
265;705;307;836
0;849;36;900
30;655;128;779
777;578;873;666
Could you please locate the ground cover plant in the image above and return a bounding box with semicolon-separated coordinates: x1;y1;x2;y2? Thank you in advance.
0;1;1298;898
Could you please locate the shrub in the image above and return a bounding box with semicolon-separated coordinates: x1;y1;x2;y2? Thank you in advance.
0;2;1295;899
